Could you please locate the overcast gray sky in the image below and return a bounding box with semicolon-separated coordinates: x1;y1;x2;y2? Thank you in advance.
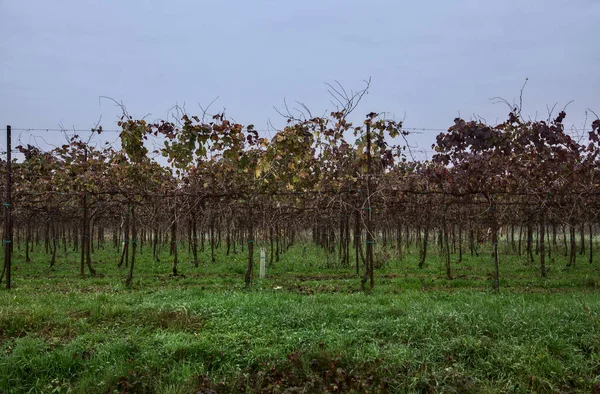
1;0;599;157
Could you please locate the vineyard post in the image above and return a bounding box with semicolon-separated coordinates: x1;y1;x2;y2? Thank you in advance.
4;125;12;289
540;209;546;277
361;118;374;290
244;202;254;287
491;200;499;291
80;146;87;276
259;247;266;279
366;120;374;289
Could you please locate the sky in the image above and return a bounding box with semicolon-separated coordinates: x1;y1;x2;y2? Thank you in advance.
1;0;599;159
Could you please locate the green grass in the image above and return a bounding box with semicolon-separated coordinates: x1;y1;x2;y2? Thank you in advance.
1;240;599;393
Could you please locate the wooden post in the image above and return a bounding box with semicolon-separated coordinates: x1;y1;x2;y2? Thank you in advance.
540;210;546;277
492;202;499;291
362;118;374;290
80;147;87;276
4;125;12;289
126;206;136;287
244;204;254;287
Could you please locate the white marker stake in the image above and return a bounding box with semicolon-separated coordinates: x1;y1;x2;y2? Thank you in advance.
260;248;266;279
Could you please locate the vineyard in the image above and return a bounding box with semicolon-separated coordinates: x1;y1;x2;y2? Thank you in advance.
2;101;600;290
1;98;600;393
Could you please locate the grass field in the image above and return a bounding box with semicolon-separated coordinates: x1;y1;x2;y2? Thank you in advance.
1;241;599;393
